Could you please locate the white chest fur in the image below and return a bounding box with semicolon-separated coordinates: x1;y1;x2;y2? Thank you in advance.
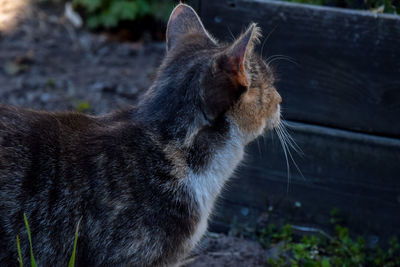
182;121;245;249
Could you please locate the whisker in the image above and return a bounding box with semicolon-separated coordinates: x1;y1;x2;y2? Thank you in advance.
279;117;304;156
279;124;304;156
226;25;235;41
270;128;274;143
256;138;262;157
278;122;306;181
280;131;305;181
266;54;297;63
260;25;278;59
267;56;300;67
275;126;291;193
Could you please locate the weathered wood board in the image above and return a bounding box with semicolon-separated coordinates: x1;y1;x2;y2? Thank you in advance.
188;0;400;241
195;0;400;137
211;121;400;240
186;0;400;242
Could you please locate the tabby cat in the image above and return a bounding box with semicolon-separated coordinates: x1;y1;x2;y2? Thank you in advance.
0;4;281;266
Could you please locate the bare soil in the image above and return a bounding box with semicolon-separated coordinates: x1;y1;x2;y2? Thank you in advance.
185;233;269;267
0;0;163;114
0;1;269;266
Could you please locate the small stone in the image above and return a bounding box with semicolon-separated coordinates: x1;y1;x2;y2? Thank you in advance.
64;2;83;28
40;93;50;102
240;207;249;216
214;16;222;23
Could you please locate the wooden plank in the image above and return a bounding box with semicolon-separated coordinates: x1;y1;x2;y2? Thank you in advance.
197;0;400;137
186;0;201;11
209;121;400;240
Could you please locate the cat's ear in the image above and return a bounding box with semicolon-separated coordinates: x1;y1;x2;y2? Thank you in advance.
202;24;261;121
219;23;261;87
166;4;214;51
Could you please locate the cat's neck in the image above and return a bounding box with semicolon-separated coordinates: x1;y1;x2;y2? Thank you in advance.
129;88;248;189
181;117;245;248
130;97;246;173
183;117;245;200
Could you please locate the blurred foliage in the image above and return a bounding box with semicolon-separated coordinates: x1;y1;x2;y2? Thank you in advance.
283;0;400;14
72;0;174;29
257;209;400;266
76;100;91;113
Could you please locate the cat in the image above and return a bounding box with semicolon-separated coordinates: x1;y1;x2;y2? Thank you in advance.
0;3;281;266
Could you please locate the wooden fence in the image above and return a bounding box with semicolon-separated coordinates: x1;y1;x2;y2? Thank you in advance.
190;0;400;241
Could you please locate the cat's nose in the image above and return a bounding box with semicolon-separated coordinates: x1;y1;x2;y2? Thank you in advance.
278;95;282;104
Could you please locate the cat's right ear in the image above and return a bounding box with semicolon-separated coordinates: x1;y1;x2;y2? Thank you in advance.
166;4;214;51
201;24;260;121
218;23;260;88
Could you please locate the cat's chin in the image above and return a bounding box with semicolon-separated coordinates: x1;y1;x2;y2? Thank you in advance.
262;106;281;134
237;112;281;145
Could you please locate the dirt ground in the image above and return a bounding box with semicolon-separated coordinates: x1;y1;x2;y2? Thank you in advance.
0;0;165;114
0;1;270;266
184;233;269;267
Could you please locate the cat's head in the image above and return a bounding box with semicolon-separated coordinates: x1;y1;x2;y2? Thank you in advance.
143;4;281;145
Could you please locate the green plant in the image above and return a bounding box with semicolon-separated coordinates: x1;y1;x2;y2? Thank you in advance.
76;100;91;113
68;217;82;267
16;214;82;267
72;0;174;29
16;235;23;267
259;209;400;266
23;213;37;267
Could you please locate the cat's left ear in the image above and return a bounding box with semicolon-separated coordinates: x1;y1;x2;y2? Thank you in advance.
166;4;214;51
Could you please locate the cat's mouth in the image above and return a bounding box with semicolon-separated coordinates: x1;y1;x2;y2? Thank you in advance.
244;105;281;144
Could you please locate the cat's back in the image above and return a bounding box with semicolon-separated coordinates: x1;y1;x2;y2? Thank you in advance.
0;104;166;195
0;104;104;214
0;104;103;134
0;105;101;265
0;105;97;172
0;104;99;141
0;105;60;177
0;105;188;266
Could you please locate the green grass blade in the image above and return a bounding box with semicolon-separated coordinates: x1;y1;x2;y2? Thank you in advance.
68;217;82;267
23;213;37;267
16;235;23;267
